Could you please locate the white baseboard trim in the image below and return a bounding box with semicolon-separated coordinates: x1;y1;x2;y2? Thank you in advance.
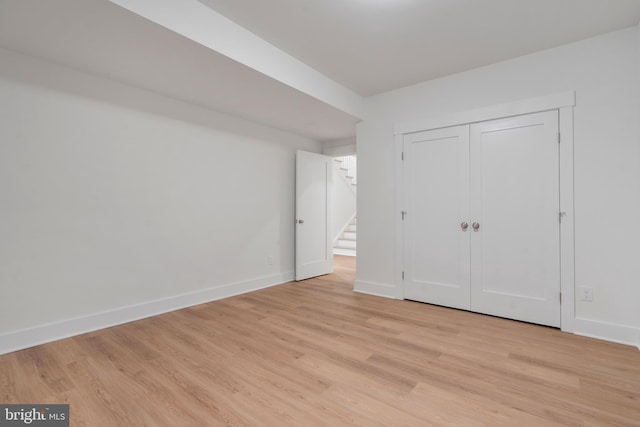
0;271;294;355
354;280;400;299
573;317;640;349
353;285;639;349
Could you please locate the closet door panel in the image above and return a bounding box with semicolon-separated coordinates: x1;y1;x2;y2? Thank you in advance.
469;111;560;327
403;126;470;310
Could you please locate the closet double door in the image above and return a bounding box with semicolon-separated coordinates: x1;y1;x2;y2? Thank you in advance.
403;111;560;327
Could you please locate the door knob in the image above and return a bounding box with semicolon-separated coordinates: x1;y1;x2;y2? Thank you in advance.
472;222;480;231
296;219;304;224
460;222;468;231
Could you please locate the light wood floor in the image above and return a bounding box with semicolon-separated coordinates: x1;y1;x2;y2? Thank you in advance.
1;256;639;426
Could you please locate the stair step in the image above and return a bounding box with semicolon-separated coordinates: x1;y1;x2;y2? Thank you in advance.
333;248;356;257
342;231;357;240
333;215;357;252
337;240;356;249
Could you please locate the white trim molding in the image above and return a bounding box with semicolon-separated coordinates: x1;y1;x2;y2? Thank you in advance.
354;280;401;299
394;133;405;300
574;318;640;349
0;271;293;355
558;106;575;333
394;91;576;135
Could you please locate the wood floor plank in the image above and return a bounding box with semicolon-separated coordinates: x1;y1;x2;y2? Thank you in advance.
1;255;639;426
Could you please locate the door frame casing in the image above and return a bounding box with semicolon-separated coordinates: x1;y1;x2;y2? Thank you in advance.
393;91;576;332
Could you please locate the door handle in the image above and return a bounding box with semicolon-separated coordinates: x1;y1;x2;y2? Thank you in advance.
296;219;304;224
472;222;480;231
461;222;468;231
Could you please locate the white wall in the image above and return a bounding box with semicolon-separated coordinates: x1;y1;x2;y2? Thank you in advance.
0;48;320;354
357;26;640;346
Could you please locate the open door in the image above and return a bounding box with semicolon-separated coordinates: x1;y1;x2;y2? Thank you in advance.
295;150;333;280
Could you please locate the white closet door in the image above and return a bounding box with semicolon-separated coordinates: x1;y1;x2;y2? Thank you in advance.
403;125;470;310
469;111;560;327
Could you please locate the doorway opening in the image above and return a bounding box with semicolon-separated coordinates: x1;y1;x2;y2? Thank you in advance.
331;155;357;258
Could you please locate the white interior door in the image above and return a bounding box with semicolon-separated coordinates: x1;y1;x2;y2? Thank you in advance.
403;125;471;310
470;111;560;327
295;150;333;281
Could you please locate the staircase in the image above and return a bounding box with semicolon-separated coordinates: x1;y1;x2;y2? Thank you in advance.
334;155;357;189
333;155;357;256
334;216;357;256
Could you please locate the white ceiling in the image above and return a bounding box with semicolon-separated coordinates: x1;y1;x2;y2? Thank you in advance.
198;0;640;96
1;0;640;141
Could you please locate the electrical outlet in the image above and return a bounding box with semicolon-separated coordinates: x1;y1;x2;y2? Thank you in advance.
579;286;593;302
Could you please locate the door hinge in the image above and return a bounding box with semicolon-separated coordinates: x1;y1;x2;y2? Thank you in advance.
401;211;408;220
560;292;562;303
559;211;566;223
402;271;405;280
401;151;404;161
557;132;561;144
